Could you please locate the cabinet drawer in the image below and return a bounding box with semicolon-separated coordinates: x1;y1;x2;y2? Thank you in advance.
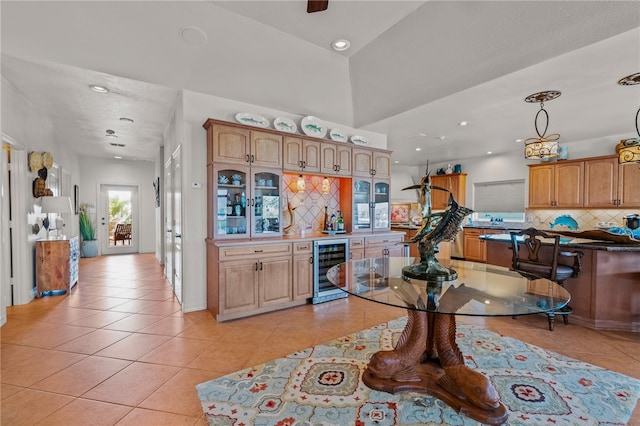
464;228;482;237
218;243;291;261
293;241;312;254
365;234;403;247
349;237;364;248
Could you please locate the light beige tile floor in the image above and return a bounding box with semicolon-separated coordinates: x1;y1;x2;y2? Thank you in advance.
1;253;638;425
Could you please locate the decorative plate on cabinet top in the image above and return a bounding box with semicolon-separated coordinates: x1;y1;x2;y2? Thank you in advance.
273;117;297;133
329;128;348;142
350;135;368;145
235;112;269;128
301;116;327;138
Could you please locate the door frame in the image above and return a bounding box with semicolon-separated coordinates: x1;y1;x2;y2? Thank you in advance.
98;183;140;255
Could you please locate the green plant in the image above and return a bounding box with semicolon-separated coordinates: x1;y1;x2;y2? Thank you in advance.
79;207;96;240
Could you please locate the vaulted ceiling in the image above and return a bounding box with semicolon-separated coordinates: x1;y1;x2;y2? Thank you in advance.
2;1;639;165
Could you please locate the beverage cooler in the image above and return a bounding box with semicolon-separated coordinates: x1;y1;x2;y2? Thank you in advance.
312;238;349;304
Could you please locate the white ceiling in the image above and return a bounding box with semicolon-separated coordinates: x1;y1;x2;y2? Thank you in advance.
1;1;639;166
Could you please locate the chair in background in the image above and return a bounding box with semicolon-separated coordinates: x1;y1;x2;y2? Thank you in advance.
113;223;132;245
510;227;583;331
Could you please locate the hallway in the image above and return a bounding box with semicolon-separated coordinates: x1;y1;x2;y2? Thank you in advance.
2;254;639;425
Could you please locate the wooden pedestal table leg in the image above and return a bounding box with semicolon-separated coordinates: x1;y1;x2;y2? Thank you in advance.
362;309;507;425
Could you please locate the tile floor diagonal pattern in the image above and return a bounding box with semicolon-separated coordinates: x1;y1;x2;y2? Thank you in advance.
1;253;639;425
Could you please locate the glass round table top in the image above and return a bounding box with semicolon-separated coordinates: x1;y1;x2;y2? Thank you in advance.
326;257;570;317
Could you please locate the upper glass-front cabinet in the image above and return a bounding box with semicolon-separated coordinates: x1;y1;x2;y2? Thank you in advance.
352;179;390;233
252;169;281;237
212;165;282;239
373;180;390;231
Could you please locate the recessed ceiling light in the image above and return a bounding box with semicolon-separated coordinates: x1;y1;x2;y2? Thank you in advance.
418;132;427;137
394;160;399;163
415;148;421;151
331;39;350;51
436;136;446;141
120;117;134;123
179;26;208;47
458;121;469;126
89;85;109;93
515;138;523;143
487;151;493;155
114;156;123;159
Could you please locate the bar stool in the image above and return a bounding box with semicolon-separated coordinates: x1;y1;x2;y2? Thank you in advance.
510;228;583;331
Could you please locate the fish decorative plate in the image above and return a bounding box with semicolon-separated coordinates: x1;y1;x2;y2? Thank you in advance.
235;112;269;128
273;117;297;133
350;135;368;145
329;128;348;142
300;116;327;138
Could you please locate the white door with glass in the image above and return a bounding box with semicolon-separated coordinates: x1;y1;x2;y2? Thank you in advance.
99;184;139;255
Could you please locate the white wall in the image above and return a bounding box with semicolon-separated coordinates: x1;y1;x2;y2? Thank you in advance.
78;157;156;254
1;76;80;310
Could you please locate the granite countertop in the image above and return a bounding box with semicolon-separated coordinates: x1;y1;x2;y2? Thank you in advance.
481;233;640;252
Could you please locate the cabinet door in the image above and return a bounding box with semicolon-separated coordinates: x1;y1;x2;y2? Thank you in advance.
213;164;250;239
293;254;313;301
430;175;450;210
302;140;321;173
618;162;640;207
373;180;390;232
373;152;391;179
584;157;618;207
218;259;258;315
259;255;292;307
252;168;282;237
352;179;372;232
36;240;71;297
463;229;484;262
211;125;251;165
283;136;304;171
335;145;352;176
555;161;583;208
251;131;282;169
352;148;373;177
349;248;364;261
320;142;337;175
448;174;466;206
528;164;555;208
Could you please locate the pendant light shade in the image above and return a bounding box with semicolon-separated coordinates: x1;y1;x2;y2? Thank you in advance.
296;175;305;193
523;91;561;160
322;177;330;194
616;72;640;165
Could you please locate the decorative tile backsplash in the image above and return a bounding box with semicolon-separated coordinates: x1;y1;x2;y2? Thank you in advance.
282;174;341;233
525;209;638;230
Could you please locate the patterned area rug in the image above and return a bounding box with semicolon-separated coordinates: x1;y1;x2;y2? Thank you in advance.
196;318;639;425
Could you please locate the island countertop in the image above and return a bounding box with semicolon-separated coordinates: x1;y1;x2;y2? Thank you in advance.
481;232;640;252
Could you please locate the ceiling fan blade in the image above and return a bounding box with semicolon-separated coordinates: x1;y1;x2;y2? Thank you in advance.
307;0;328;13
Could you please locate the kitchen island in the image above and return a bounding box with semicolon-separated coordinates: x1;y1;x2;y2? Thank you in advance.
482;233;640;332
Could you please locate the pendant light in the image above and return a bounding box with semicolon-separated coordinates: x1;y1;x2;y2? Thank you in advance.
296;175;305;193
322;177;330;194
615;72;640;164
523;90;561;160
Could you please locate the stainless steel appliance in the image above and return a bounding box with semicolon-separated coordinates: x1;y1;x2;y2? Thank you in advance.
451;228;465;259
312;238;349;304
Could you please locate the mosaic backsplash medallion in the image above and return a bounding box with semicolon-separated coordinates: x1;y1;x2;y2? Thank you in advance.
282;174;342;233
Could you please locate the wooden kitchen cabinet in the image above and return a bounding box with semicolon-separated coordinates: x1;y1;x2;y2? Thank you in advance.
283;137;320;173
292;241;313;301
528;161;583;208
204;120;282;169
584;155;640;208
348;237;365;260
352;148;391;179
320;142;351;176
210;242;294;321
463;228;502;263
35;237;79;297
430;173;467;210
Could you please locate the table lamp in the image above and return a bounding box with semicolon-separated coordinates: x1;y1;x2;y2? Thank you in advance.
41;196;74;238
